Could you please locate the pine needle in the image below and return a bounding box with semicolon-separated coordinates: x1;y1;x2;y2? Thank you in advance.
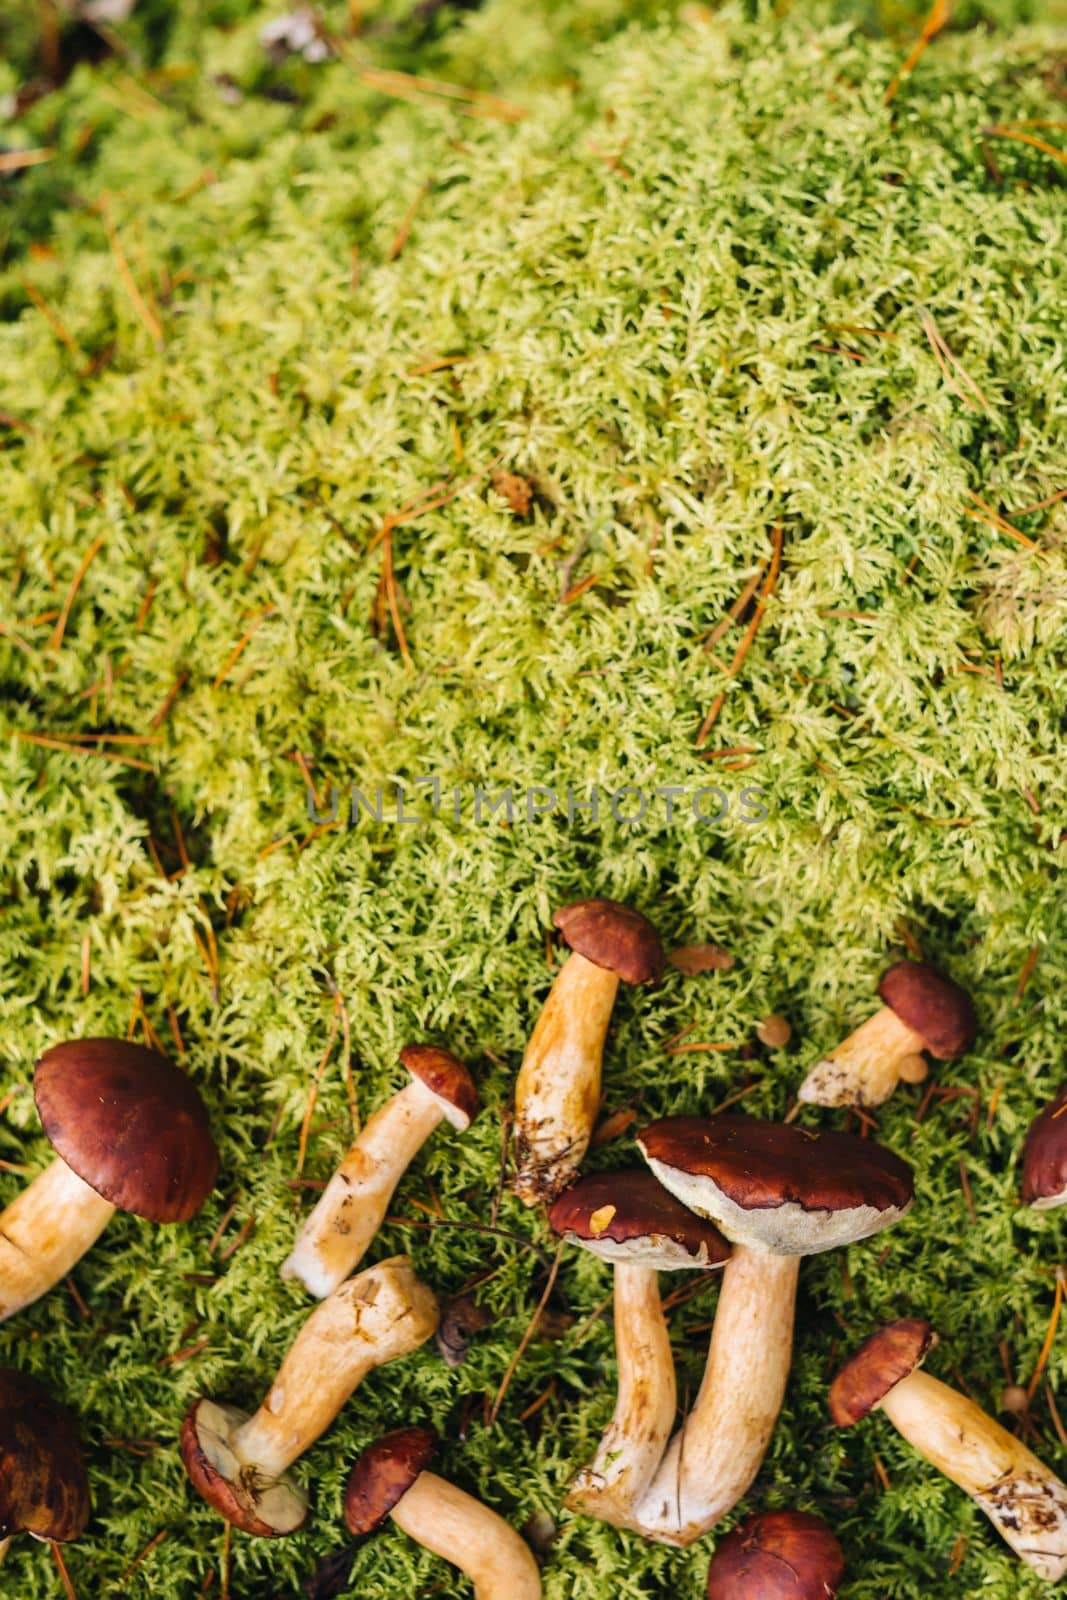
487;1243;564;1427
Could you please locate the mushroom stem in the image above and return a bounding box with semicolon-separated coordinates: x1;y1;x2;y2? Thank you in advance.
0;1158;114;1323
634;1246;799;1545
281;1081;446;1297
566;1261;675;1526
879;1369;1067;1581
798;1007;927;1108
390;1471;542;1599
512;952;619;1205
0;1536;10;1564
232;1257;439;1478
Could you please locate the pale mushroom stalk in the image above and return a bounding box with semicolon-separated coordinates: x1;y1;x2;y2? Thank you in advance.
182;1258;439;1535
566;1260;675;1525
0;1159;114;1324
632;1247;799;1544
0;1537;9;1563
512;952;618;1206
799;1007;928;1108
389;1473;542;1599
879;1371;1067;1581
281;1043;479;1300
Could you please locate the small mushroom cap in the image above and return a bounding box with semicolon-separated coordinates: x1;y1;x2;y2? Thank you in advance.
548;1170;731;1270
400;1045;479;1132
180;1399;308;1537
829;1318;938;1426
343;1426;439;1536
553;898;665;985
877;961;976;1058
35;1038;219;1223
1021;1088;1067;1209
0;1368;90;1543
706;1510;845;1600
637;1115;914;1256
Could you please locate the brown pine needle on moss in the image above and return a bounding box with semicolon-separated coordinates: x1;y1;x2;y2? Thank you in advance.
965;490;1041;551
884;0;951;105
982;126;1067;167
1010;486;1067;517
51;1542;77;1600
663;1040;734;1055
0;148;55;173
212;606;276;689
1014;945;1040;1002
295;998;342;1177
388;183;430;262
357;66;525;124
19;278;81;362
119;1530;168;1586
560;573;600;604
487;1243;564;1427
919;309;993;417
1027;1270;1065;1403
149;671;190;729
14;732;153;771
48;534;106;652
101;196;165;347
696;524;783;745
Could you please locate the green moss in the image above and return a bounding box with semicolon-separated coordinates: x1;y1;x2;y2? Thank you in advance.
2;0;1067;1595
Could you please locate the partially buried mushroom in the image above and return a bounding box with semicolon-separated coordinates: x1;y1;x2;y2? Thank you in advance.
705;1509;845;1600
798;959;976;1109
1020;1087;1067;1209
0;1368;90;1564
830;1319;1067;1581
340;1426;542;1598
512;899;664;1206
548;1170;730;1530
181;1256;438;1535
282;1044;478;1298
0;1038;219;1323
633;1114;913;1544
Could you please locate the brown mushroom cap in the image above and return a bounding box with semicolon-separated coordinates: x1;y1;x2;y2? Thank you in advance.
34;1038;219;1224
1020;1088;1067;1209
706;1510;846;1600
877;961;976;1058
829;1318;937;1427
180;1399;308;1537
0;1368;90;1543
548;1170;731;1271
637;1115;914;1256
400;1045;479;1132
553;898;665;985
344;1426;439;1537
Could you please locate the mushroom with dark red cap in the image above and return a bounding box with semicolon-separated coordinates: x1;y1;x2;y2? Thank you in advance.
0;1038;219;1323
830;1319;1067;1580
335;1425;542;1598
706;1510;845;1599
1020;1087;1067;1209
633;1114;913;1544
181;1255;438;1536
798;959;977;1109
282;1044;478;1298
0;1367;90;1568
512;898;664;1206
548;1170;730;1529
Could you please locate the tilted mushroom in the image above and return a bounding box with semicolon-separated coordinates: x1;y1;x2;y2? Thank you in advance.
705;1509;845;1600
1020;1087;1067;1209
181;1256;438;1535
512;899;664;1206
0;1038;219;1323
341;1426;542;1598
548;1170;730;1529
282;1045;478;1298
0;1368;90;1566
634;1114;913;1544
798;959;976;1109
830;1319;1067;1581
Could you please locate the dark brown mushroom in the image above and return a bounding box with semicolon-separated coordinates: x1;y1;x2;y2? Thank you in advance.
830;1319;1067;1579
632;1114;913;1544
282;1044;478;1298
0;1038;218;1324
512;898;664;1206
1020;1087;1067;1209
706;1510;845;1599
548;1171;729;1529
0;1368;90;1546
798;958;976;1108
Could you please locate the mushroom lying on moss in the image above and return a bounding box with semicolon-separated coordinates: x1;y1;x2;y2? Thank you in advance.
798;959;976;1108
705;1510;845;1600
0;1039;218;1323
1020;1087;1067;1208
0;1367;90;1564
830;1319;1067;1581
512;898;664;1206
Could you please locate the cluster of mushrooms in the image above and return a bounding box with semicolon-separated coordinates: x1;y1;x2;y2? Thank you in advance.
2;897;1067;1598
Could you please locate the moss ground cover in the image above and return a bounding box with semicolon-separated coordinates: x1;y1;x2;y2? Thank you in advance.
2;0;1067;1593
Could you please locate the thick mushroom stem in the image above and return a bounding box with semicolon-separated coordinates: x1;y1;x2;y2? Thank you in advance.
512;953;619;1205
878;1370;1067;1581
798;1007;927;1109
566;1262;675;1526
233;1257;439;1478
390;1472;542;1599
0;1158;114;1323
633;1246;799;1545
282;1081;447;1298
